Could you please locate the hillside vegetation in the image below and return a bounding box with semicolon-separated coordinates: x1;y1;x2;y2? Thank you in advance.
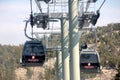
0;23;119;80
0;45;22;80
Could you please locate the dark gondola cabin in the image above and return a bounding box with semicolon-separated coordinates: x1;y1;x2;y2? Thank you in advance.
20;40;46;67
80;49;101;73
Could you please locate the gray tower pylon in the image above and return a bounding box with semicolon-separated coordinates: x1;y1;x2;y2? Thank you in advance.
56;50;63;80
69;0;80;80
61;17;70;80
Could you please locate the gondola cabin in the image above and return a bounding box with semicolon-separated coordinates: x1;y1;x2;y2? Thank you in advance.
80;49;101;73
20;40;46;67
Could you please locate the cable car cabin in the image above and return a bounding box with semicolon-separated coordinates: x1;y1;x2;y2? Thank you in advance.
80;49;101;73
20;40;46;67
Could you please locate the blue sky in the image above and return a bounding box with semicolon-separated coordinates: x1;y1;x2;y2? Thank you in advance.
96;0;120;26
0;0;120;45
